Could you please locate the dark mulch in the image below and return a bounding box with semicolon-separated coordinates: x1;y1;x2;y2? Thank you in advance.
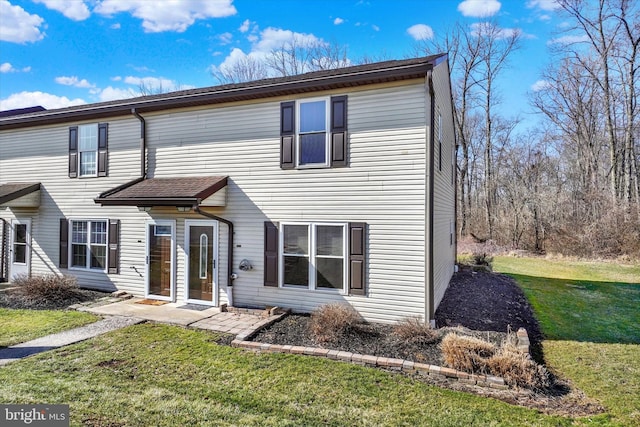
0;287;108;310
435;266;545;363
251;266;604;417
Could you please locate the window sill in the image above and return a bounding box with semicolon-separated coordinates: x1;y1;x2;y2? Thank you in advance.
280;284;347;295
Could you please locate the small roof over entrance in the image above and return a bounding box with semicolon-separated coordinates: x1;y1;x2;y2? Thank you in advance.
0;182;41;208
95;176;228;208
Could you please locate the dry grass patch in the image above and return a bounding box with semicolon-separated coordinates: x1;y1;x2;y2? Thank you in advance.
441;333;496;374
393;317;439;344
442;332;551;391
309;303;363;343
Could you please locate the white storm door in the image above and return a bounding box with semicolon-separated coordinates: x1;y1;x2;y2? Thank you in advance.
10;219;31;280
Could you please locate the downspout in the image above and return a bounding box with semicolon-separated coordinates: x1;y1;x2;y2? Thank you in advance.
194;207;235;307
427;69;436;325
131;108;146;178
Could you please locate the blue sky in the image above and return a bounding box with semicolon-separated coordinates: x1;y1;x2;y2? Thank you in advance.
1;0;566;128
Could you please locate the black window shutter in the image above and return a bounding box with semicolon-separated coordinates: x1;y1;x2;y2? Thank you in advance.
348;222;366;295
59;218;69;268
280;101;295;169
108;219;120;274
98;123;108;177
68;127;78;178
264;221;279;287
330;95;348;167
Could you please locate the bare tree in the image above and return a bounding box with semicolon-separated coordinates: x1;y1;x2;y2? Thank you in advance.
212;54;270;84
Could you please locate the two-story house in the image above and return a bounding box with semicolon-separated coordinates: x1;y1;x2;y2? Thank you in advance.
0;55;456;324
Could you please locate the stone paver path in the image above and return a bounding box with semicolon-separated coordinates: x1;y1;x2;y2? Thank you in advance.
190;312;285;340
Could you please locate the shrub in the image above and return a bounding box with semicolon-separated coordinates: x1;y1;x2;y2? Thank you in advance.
393;317;439;344
441;333;496;373
8;274;85;308
309;303;363;343
487;342;551;391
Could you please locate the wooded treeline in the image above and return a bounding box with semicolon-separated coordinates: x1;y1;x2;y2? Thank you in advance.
431;0;640;258
209;0;639;259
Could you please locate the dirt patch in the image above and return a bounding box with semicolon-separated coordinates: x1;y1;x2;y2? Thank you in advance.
252;266;604;417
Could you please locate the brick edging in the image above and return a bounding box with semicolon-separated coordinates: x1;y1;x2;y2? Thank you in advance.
230;339;508;390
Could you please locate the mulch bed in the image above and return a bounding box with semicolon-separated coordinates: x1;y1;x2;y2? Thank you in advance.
0;287;108;310
251;266;605;417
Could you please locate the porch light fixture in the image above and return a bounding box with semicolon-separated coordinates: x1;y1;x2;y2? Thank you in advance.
177;206;191;212
137;206;152;212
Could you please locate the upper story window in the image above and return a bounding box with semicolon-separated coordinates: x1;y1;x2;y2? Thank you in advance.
298;99;329;166
280;96;348;169
69;123;108;178
79;124;98;176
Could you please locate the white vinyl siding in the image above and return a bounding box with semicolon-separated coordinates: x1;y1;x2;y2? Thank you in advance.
0;74;456;324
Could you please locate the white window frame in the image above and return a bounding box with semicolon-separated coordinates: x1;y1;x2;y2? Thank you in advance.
279;222;348;294
78;124;98;178
69;218;108;272
296;97;331;168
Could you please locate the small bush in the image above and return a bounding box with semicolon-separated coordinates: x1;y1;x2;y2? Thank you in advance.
487;341;551;391
7;274;85;308
441;333;496;373
393;317;439;344
309;303;363;343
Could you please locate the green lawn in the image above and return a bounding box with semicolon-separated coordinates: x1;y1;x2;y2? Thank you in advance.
0;308;99;348
494;256;640;426
0;323;580;427
493;256;640;343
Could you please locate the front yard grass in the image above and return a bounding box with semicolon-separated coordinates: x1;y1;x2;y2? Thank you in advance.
493;256;640;343
0;308;98;348
545;340;640;427
0;323;582;427
494;256;640;426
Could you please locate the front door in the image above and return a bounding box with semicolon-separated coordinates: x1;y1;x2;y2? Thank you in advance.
185;220;218;305
146;221;175;301
10;219;31;281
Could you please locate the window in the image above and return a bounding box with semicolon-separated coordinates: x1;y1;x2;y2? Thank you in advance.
79;124;98;176
199;233;208;279
437;111;442;172
69;123;108;178
70;220;107;270
280;96;348;169
298;99;328;166
281;223;347;291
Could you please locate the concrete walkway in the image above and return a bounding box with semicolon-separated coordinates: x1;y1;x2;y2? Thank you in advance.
0;316;143;366
83;297;285;340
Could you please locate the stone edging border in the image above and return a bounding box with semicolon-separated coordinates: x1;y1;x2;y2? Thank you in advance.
231;324;532;391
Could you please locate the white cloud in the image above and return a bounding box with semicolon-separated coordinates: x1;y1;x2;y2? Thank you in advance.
407;24;434;41
110;76;122;81
531;80;551;91
0;0;45;43
32;0;90;21
548;34;590;45
371;24;380;31
0;91;85;110
110;22;121;29
458;0;501;17
239;19;250;32
254;27;321;53
218;32;233;44
98;86;135;102
0;62;28;73
526;0;560;11
95;0;236;33
334;17;344;25
55;76;95;88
